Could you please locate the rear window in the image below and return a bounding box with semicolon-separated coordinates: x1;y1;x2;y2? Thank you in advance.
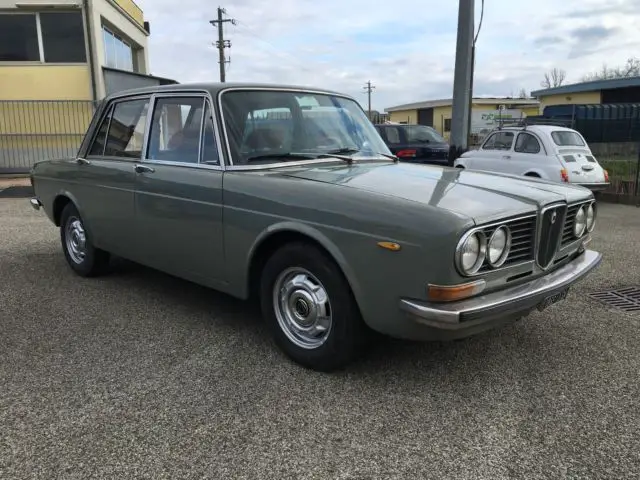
551;131;585;146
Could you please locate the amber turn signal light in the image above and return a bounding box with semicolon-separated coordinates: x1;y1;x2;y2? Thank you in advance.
427;280;486;302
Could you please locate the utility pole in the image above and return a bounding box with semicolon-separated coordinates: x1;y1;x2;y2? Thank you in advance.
363;81;375;119
210;7;236;82
449;0;474;166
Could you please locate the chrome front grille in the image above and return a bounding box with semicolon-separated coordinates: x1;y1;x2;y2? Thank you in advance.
537;204;568;269
479;215;536;272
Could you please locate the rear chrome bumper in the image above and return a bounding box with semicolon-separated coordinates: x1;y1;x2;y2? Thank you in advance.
30;197;42;211
399;249;602;331
576;182;610;191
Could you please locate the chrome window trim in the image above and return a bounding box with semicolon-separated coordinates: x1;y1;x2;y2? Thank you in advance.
137;91;226;171
454;213;538;278
216;86;366;170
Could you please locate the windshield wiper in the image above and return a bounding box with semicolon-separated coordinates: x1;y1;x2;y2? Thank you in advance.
246;153;317;162
320;147;399;163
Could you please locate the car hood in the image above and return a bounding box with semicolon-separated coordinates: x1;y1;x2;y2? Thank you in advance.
276;161;592;225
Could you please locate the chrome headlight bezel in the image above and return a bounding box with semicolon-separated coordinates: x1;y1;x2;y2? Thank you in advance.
487;226;512;268
586;202;596;233
574;205;587;238
455;230;487;276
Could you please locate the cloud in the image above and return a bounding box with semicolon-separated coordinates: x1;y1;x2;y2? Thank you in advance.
135;0;640;110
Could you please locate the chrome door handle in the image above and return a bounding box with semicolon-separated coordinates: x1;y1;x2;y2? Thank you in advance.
134;164;155;174
76;157;91;165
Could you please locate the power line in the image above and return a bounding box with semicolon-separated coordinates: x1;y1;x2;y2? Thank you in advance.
363;81;375;118
209;7;236;82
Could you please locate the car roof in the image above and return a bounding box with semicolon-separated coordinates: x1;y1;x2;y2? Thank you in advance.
104;82;352;101
497;125;580;134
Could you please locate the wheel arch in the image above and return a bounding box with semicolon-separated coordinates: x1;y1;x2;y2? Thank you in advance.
52;191;95;237
523;170;545;179
246;223;363;310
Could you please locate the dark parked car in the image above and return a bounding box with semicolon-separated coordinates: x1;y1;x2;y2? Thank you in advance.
375;123;450;165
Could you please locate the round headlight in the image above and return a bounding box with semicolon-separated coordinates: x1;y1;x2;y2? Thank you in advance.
586;203;596;232
574;206;587;237
457;232;486;275
488;226;511;267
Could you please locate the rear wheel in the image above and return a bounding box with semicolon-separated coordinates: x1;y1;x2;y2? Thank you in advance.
524;172;540;178
259;242;368;372
60;203;110;277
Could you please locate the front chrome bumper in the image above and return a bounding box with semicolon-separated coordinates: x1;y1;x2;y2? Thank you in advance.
400;249;602;331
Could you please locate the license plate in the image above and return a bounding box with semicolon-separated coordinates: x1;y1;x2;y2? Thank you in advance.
537;288;569;312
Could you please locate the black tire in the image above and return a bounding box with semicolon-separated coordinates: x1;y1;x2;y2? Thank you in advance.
524;173;540;178
455;165;465;169
259;242;369;372
60;203;110;277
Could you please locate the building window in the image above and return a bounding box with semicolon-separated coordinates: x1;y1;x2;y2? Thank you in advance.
0;12;86;63
0;14;40;61
40;12;87;63
103;26;134;72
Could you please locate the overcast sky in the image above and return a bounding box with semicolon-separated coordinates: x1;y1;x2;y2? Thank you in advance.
135;0;640;111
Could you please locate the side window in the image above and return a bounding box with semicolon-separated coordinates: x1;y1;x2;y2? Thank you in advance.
385;127;401;144
147;96;206;163
514;132;541;154
482;131;514;151
87;104;113;156
104;98;150;158
201;101;219;165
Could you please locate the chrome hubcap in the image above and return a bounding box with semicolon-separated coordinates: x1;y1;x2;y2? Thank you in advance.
65;216;86;264
273;267;332;349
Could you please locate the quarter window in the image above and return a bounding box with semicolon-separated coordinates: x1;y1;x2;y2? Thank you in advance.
147;97;206;164
201;102;219;165
514;132;541;154
104;98;150;158
88;105;114;156
482;131;514;150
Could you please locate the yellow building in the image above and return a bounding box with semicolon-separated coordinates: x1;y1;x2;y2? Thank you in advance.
0;0;176;173
385;97;540;140
531;76;640;112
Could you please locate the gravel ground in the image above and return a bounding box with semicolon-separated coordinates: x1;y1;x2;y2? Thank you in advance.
1;199;639;479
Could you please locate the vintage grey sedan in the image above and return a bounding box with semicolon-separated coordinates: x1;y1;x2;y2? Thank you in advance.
30;82;602;371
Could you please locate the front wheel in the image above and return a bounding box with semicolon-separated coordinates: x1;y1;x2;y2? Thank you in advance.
60;203;110;277
259;242;369;372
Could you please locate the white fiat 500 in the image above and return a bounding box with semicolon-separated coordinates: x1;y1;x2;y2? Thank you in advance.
454;124;610;191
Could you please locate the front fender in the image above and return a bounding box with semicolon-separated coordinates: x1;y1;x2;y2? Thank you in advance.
245;221;364;307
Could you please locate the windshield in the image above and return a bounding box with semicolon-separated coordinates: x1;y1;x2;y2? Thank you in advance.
220;90;392;165
551;130;585;146
402;125;446;143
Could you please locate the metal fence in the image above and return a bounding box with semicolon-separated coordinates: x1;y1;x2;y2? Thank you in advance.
0;100;96;174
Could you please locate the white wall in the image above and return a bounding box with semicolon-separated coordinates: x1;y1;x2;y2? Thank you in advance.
89;0;149;97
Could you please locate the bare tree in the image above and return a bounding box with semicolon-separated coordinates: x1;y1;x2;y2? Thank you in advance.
582;57;640;81
540;68;567;88
518;88;528;98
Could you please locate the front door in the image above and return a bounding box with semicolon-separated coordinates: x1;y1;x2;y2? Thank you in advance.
471;130;516;173
72;96;151;256
133;95;226;287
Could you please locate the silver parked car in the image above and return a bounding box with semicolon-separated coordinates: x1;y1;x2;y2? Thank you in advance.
29;83;602;371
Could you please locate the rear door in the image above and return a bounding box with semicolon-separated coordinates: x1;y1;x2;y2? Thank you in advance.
133;93;226;287
73;95;150;255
